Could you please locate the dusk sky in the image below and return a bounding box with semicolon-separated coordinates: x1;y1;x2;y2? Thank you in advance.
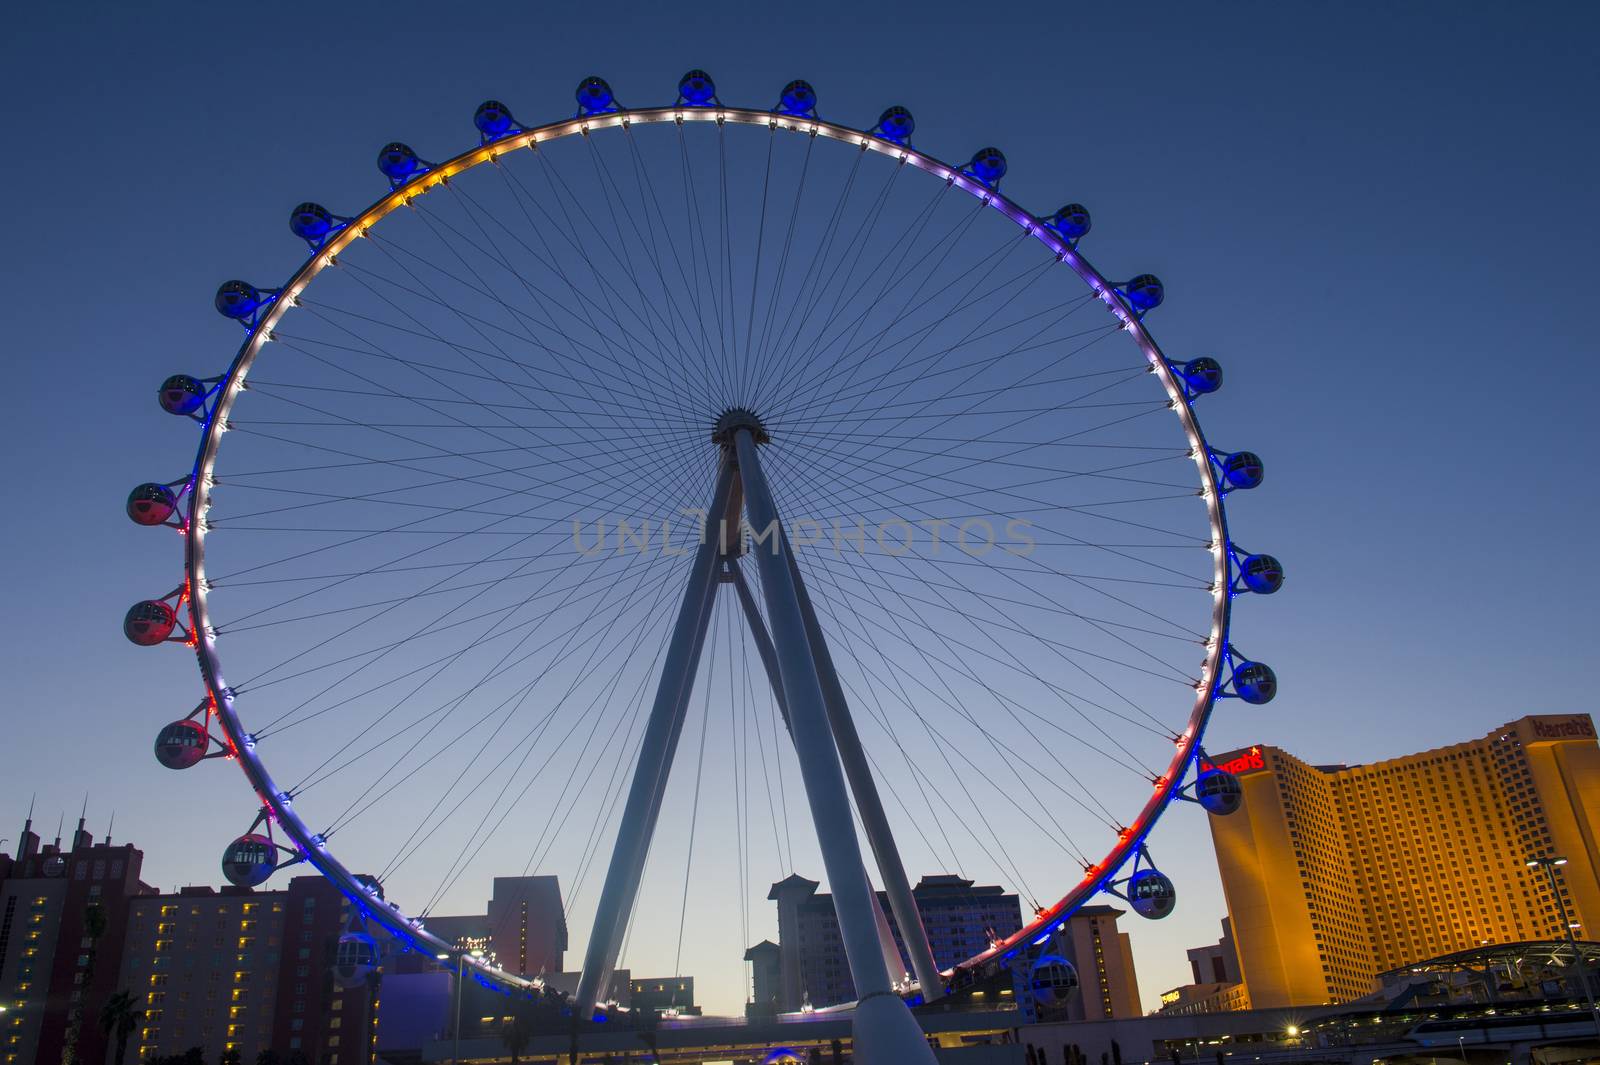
4;1;1598;1015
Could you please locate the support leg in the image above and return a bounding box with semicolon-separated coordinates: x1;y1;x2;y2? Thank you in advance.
732;429;937;1065
573;459;737;1017
730;558;907;985
782;529;946;1001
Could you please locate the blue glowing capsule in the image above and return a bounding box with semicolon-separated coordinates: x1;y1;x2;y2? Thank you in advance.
289;202;334;242
1195;770;1243;815
1050;203;1092;240
1240;553;1284;594
124;600;177;646
966;147;1007;185
576;76;615;114
155;719;209;770
679;69;716;105
1182;357;1223;395
474;100;517;139
158;374;207;416
1234;661;1277;705
334;932;380;988
215;280;262;320
1028;955;1079;1006
127;483;178;526
875;106;914;144
1124;274;1164;312
1222;451;1264;490
1127;868;1177;919
377;142;423;182
222;834;278;888
778;79;817;115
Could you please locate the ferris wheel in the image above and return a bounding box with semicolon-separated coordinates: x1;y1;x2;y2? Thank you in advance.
124;71;1281;1058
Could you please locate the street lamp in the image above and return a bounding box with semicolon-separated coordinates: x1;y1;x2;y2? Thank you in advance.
442;948;485;1065
1525;855;1599;1034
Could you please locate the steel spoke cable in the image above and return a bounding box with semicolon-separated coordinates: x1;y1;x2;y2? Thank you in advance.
764;461;1170;814
735;128;778;403
672;597;722;977
324;532;680;846
745;131;818;392
522;138;728;415
745;141;866;409
768;466;1153;810
403;546;687;906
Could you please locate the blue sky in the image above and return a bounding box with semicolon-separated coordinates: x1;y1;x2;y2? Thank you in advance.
3;0;1597;1014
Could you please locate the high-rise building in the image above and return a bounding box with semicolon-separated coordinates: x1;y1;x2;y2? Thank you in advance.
1053;905;1142;1021
0;815;151;1065
762;873;1024;1009
117;874;380;1065
1208;713;1600;1008
486;875;566;977
1157;919;1249;1016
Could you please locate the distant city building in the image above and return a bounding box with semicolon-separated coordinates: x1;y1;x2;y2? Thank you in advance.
117;875;379;1065
0;815;151;1065
1053;905;1142;1021
486;875;566;977
1208;713;1600;1008
401;875;566;977
761;873;1024;1009
744;940;781;1017
629;975;699;1015
1158;918;1249;1015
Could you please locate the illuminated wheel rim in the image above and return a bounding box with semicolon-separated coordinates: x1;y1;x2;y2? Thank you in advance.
139;88;1276;999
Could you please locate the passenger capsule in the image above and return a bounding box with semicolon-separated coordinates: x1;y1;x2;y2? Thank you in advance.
875;106;915;144
678;70;716;106
474;100;517;138
1234;661;1277;704
155;719;209;770
289;202;334;242
1240;553;1284;594
127;483;179;526
159;374;208;416
1028;955;1079;1006
575;76;615;114
333;931;380;988
1127;868;1177;919
966;147;1007;185
124;600;177;646
222;833;278;888
1124;274;1164;312
1050;203;1092;240
1195;770;1243;816
1182;357;1223;395
215;280;262;320
1222;451;1264;490
778;79;817;115
377;142;423;182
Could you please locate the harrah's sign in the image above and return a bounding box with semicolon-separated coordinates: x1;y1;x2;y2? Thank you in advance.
1200;745;1266;775
1529;716;1596;740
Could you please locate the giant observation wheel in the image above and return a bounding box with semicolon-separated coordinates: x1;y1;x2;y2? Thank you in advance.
124;71;1282;1055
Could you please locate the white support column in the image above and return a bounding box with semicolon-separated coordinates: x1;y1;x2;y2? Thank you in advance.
781;529;946;1001
573;459;736;1018
733;429;937;1065
730;558;908;985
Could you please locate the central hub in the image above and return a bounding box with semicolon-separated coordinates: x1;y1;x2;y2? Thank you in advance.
711;406;770;448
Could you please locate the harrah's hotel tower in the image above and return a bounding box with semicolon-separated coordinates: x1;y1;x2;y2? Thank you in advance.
1207;714;1600;1007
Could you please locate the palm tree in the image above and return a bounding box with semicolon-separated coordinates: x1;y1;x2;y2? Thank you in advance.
61;902;110;1065
99;990;144;1065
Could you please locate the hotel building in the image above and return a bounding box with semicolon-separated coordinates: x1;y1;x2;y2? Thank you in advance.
1207;713;1600;1007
